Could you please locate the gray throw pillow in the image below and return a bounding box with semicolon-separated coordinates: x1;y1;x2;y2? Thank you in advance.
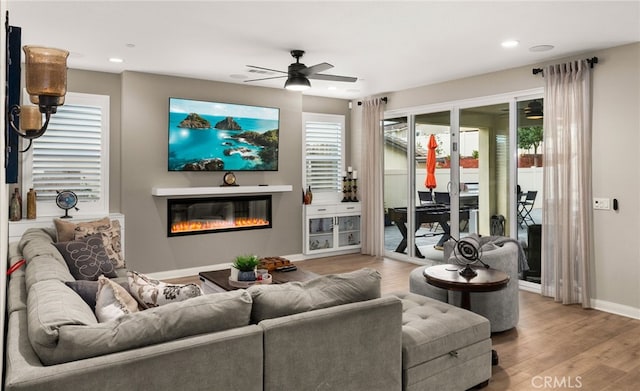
54;234;118;281
65;279;130;310
248;268;381;323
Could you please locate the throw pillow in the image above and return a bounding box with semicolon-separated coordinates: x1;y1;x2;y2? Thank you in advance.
74;219;125;268
54;216;111;242
127;270;202;308
65;279;130;310
248;268;381;323
54;234;118;281
95;276;139;322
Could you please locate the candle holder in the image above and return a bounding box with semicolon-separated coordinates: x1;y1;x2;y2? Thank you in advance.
351;178;359;202
341;176;350;202
341;168;359;202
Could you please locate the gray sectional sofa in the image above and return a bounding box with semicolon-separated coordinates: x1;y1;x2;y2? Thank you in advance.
4;227;492;391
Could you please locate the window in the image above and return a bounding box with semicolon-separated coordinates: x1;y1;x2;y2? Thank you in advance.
22;91;110;216
303;113;345;199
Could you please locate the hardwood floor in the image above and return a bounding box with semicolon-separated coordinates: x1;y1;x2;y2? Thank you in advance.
171;254;640;390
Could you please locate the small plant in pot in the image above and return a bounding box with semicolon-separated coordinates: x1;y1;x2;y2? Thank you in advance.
232;255;261;281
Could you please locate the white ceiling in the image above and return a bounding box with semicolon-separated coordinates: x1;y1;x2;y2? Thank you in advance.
8;1;640;100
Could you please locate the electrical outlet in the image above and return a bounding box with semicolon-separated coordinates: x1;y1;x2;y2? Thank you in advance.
593;198;610;210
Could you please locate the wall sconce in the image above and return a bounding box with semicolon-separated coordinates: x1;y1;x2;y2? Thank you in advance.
7;45;69;152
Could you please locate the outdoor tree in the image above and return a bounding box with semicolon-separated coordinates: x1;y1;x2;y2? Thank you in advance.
518;126;544;155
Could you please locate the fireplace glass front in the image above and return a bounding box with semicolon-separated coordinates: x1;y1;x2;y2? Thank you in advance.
167;195;272;237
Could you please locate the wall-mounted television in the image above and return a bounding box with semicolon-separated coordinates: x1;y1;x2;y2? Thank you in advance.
168;97;279;171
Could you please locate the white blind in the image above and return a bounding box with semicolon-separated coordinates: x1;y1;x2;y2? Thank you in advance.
304;114;344;192
24;91;110;216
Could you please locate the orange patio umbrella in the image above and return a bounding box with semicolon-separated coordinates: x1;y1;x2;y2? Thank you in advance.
425;134;437;190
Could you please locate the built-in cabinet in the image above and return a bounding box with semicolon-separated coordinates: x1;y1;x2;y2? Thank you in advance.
303;203;361;255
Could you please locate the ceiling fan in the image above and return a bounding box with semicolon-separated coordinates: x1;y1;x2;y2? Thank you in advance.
245;50;357;91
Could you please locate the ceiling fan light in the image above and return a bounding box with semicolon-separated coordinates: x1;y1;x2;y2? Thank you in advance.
525;100;543;119
285;75;310;91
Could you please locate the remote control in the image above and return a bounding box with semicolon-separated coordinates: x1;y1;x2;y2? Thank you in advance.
275;265;297;272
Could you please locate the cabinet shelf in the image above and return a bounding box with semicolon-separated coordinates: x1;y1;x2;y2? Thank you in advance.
303;203;361;255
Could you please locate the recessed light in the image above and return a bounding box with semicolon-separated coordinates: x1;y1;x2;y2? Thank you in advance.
109;57;124;63
501;40;519;49
529;45;554;52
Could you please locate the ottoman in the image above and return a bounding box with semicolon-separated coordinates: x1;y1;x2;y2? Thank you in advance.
386;292;491;391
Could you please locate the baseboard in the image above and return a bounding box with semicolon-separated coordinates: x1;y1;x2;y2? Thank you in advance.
590;298;640;320
518;280;541;294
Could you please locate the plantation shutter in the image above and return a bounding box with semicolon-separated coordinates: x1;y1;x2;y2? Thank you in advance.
24;92;110;216
304;114;344;193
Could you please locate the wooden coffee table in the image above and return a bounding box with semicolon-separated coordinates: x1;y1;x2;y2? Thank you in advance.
199;267;319;293
423;264;509;310
423;263;509;365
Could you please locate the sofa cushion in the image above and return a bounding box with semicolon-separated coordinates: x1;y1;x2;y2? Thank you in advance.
25;255;75;291
19;228;75;291
53;234;118;281
36;289;253;365
65;279;130;311
28;279;98;360
95;276;139;322
127;270;202;308
386;292;490;368
18;227;58;260
248;268;381;323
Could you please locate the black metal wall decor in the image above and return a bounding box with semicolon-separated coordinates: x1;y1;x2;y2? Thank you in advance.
5;14;21;184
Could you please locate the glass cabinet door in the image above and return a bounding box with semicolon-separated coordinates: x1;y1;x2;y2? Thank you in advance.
308;217;334;250
337;215;360;248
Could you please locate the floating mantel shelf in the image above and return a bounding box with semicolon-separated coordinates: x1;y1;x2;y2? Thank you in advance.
151;185;293;197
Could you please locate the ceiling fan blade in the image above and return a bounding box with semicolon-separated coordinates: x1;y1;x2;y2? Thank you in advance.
299;62;333;76
246;65;288;74
244;75;287;82
308;73;357;83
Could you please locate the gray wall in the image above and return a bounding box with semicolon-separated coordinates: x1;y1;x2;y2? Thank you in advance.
352;43;640;313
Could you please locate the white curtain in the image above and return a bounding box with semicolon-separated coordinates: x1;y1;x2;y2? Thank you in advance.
360;98;385;256
541;60;593;307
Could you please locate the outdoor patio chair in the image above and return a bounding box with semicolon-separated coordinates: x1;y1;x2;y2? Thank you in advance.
518;190;537;227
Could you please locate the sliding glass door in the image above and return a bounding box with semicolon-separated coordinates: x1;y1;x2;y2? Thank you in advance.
516;97;544;284
383;90;543;268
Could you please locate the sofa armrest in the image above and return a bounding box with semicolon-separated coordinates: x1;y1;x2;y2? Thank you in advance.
259;296;403;391
5;310;263;391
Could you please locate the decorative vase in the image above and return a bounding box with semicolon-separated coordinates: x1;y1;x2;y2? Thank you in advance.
237;270;257;281
27;188;37;219
9;188;21;221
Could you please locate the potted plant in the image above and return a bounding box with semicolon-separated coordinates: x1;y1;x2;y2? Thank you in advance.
232;255;260;281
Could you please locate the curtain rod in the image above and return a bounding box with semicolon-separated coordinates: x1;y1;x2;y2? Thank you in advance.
357;97;387;106
532;57;598;75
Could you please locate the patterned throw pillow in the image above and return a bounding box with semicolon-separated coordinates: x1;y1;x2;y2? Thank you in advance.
127;270;202;309
95;276;139;322
54;234;118;281
54;217;111;242
74;219;125;269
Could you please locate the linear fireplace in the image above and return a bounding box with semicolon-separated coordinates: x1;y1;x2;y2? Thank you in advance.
167;195;272;237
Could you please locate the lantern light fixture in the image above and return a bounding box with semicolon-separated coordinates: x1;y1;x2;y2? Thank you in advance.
7;45;69;152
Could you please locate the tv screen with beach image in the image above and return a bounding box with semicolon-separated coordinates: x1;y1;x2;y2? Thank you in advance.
168;98;279;171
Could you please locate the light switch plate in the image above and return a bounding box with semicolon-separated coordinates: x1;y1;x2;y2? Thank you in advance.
593;198;610;210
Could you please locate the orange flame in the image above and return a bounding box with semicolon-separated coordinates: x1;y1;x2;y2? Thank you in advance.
171;218;270;233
